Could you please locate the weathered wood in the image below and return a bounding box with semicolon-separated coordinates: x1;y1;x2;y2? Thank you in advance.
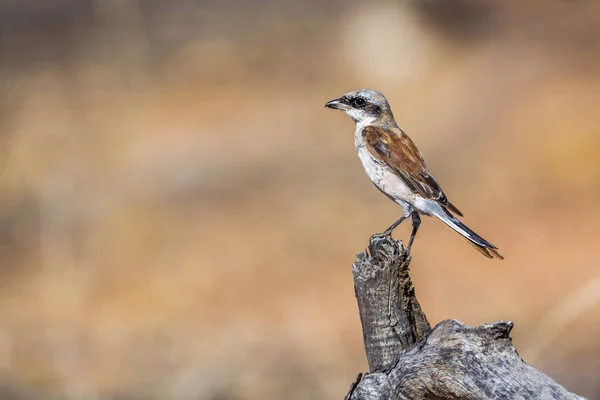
347;235;585;400
353;235;430;371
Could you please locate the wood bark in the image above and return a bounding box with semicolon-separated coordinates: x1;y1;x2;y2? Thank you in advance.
346;235;585;400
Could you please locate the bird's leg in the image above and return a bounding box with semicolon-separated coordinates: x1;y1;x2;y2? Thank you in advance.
405;212;421;255
382;215;409;236
368;215;408;257
370;215;408;241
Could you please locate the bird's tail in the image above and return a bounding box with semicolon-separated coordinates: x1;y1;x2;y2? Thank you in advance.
435;210;504;260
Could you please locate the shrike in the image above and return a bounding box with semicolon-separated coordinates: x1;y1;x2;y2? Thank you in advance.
325;89;503;259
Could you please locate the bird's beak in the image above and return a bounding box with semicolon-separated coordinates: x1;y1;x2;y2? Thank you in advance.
325;98;348;110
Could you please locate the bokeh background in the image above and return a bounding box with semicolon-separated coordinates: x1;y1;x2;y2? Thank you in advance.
0;0;599;399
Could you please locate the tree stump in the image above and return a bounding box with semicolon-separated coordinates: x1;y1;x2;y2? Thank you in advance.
345;235;585;400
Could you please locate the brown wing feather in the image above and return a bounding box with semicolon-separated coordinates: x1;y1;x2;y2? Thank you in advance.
363;126;463;217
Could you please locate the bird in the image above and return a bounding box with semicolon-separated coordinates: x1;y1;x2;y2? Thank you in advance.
325;89;503;259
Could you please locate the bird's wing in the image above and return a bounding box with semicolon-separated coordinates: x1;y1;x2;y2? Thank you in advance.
363;125;463;217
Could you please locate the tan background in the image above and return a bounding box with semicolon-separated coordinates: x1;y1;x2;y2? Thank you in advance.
0;0;599;399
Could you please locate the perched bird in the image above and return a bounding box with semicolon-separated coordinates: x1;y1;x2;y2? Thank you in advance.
325;89;503;259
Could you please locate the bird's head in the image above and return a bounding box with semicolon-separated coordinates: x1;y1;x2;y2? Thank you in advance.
325;89;393;125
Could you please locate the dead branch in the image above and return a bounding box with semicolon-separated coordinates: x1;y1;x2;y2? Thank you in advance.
346;235;585;400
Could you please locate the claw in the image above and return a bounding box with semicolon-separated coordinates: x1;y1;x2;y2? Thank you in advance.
368;231;396;259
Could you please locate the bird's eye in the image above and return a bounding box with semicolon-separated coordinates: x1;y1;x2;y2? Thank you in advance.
354;97;366;107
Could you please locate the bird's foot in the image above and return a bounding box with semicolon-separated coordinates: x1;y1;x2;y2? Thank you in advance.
402;245;413;262
368;231;396;259
370;230;392;242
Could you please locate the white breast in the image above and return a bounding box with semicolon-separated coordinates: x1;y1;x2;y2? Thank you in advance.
354;127;414;216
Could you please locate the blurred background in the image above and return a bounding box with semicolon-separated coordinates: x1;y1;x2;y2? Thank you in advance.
0;0;599;399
